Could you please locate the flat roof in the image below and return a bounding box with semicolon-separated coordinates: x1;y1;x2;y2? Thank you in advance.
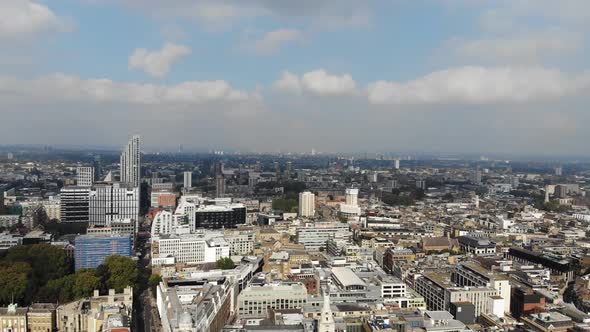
331;267;366;288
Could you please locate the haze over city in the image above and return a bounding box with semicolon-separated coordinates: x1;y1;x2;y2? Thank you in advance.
1;0;590;155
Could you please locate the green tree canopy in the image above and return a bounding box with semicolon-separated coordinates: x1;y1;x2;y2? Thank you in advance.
216;257;235;270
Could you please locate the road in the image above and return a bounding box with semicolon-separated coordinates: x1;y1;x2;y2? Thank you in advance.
134;225;162;332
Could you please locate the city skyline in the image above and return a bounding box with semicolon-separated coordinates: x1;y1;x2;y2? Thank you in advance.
1;1;590;155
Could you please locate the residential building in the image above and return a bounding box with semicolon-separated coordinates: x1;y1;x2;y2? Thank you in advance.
89;183;139;227
183;171;192;189
298;191;315;218
120;135;141;188
224;229;255;255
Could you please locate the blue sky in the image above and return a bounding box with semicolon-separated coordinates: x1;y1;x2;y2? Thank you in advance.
1;0;590;155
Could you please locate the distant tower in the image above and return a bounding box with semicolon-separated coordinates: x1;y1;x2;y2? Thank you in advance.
544;186;550;203
554;166;563;176
393;159;400;170
93;155;102;181
474;195;480;209
298;191;315;217
215;175;225;198
120;135;141;188
318;293;335;332
345;188;359;206
183;171;192;189
285;161;292;179
274;161;280;176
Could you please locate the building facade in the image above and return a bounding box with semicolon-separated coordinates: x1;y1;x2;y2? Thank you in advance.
74;234;132;270
298;191;315;218
89;183;139;227
120;135;141;188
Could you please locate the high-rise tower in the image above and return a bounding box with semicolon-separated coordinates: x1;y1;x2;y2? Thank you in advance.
120;135;141;188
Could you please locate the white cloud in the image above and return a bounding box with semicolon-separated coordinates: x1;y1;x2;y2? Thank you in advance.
456;31;580;61
0;73;258;105
366;66;590;105
0;0;63;41
272;71;302;94
247;29;303;55
128;43;192;78
273;69;357;96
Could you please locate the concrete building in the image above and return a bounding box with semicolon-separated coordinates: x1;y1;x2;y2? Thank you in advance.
0;233;23;250
120;135;141;188
157;277;234;332
414;272;500;317
296;223;352;251
151;232;230;266
183;171;192;189
457;236;496;255
59;187;90;223
74;234;132;270
224;229;256;255
215;175;225;198
89;183;139;227
238;283;308;318
298;191;315;218
452;262;511;313
76;166;94;187
57;287;133;332
194;203;246;229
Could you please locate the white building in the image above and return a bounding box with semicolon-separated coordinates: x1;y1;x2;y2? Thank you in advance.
298;191;315;218
89;183;139;227
296;223;352;251
76;166;94;187
237;283;307;318
120;135;141;188
152;232;230;266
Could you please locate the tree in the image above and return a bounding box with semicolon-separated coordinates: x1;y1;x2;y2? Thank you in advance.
149;274;162;291
73;270;100;298
216;257;235;270
0;262;31;305
102;256;138;293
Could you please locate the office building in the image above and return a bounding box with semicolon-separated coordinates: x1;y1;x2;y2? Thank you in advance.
183;171;192;189
194;203;246;229
452;262;511;313
238;283;308;318
76;166;94;187
296;223;351;251
89;183;139;227
414;272;500;317
74;234;132;270
120;135;141;188
151;232;230;266
394;159;400;169
59;187;90;223
457;236;496;255
298;191;315;217
507;247;575;281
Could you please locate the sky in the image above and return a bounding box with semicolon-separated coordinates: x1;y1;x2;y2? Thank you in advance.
1;0;590;156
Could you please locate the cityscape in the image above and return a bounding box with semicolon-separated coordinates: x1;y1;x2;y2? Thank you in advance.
1;1;590;332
